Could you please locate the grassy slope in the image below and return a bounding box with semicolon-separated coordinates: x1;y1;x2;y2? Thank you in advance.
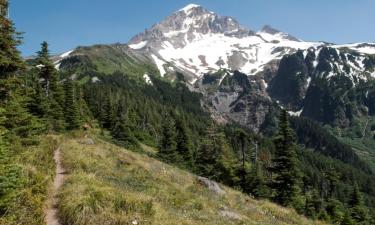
56;133;326;225
69;45;159;77
0;136;58;225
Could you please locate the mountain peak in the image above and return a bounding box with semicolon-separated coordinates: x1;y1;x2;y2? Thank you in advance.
178;3;201;13
128;4;253;48
259;25;300;42
261;25;281;35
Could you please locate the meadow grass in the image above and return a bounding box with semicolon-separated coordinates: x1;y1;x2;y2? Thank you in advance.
0;135;59;225
57;134;327;225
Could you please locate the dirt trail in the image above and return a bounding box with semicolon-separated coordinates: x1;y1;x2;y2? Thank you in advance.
44;148;66;225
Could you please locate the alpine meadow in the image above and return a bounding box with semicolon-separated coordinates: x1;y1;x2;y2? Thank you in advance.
1;1;375;225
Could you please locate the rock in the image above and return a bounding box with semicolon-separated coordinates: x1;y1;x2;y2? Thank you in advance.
197;176;225;196
219;209;243;220
86;138;94;145
77;138;94;145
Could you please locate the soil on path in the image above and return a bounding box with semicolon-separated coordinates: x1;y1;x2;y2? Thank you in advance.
44;148;66;225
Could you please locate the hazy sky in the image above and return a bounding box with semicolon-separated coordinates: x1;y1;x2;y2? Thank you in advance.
11;0;375;56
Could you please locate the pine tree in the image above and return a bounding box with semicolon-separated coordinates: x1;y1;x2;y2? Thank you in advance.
35;41;56;97
100;92;115;129
325;198;345;224
111;102;138;147
0;2;41;144
214;132;237;185
64;78;80;130
325;168;340;198
348;185;369;224
247;162;270;198
271;110;302;209
341;212;355;225
28;80;49;117
234;128;248;190
304;190;323;219
195;122;218;177
0;1;23;83
195;122;237;184
175;118;193;166
34;41;65;131
158;115;178;163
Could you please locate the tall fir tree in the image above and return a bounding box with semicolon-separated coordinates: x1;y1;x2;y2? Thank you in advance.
0;0;41;144
36;42;54;97
271;110;302;209
64;78;81;130
111;102;138;148
158;115;178;163
195;122;218;177
195;122;237;184
175;118;193;166
214;132;237;185
247;162;270;199
348;185;368;224
33;41;65;131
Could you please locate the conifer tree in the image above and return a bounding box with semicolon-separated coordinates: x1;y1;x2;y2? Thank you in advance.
100;92;115;129
36;41;56;97
28;80;49;117
195;122;237;183
348;185;368;224
234;128;248;190
341;212;355;225
304;190;323;219
34;41;65;131
111;102;137;147
325;198;345;224
195;122;218;177
175;118;193;166
158;115;178;163
214;132;237;185
64;78;80;130
0;1;41;144
271;110;302;208
247;162;270;198
0;1;23;84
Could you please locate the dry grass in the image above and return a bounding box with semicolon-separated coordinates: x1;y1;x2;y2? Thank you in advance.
57;134;327;225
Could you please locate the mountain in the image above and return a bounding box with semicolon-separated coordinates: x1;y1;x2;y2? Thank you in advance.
54;4;375;166
126;4;375;84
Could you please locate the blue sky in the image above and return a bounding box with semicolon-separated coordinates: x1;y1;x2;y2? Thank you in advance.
11;0;375;56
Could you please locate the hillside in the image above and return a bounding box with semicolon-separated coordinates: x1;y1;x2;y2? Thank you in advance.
53;132;326;225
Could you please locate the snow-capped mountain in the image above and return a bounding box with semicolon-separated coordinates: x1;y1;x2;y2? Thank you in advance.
127;4;375;84
55;4;375;133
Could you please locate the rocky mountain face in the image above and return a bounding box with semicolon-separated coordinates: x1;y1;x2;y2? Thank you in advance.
55;4;375;141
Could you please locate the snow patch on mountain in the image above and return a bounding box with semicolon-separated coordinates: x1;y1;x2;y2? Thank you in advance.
179;4;201;13
129;41;148;50
60;50;73;58
151;54;166;77
333;43;375;55
288;109;303;117
157;32;320;78
92;76;100;83
54;63;61;70
143;74;153;85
